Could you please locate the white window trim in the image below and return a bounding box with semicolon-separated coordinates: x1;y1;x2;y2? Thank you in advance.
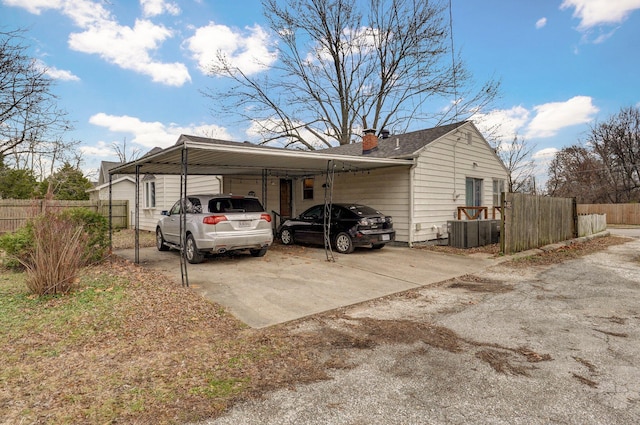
144;180;156;209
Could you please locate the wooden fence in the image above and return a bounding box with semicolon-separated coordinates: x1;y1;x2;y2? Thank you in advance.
502;193;577;254
577;203;640;225
577;214;607;237
0;199;129;234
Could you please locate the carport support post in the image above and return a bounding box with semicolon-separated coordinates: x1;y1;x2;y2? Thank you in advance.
262;169;268;212
108;173;113;255
135;165;140;264
179;146;189;287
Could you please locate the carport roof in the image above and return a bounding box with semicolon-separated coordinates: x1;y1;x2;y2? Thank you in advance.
109;134;413;177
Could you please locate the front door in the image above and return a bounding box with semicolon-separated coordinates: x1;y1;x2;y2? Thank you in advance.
280;179;292;219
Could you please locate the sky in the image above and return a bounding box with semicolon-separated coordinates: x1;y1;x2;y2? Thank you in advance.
2;0;640;186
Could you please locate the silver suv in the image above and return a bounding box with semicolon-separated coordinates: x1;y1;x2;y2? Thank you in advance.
156;194;273;264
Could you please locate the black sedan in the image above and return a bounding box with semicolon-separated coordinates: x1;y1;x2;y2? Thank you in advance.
278;203;395;254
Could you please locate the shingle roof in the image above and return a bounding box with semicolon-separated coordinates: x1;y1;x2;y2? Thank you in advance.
177;135;292;151
98;161;123;185
98;147;166;184
318;121;468;158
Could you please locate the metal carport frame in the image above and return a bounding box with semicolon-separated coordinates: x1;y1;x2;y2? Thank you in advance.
109;134;413;285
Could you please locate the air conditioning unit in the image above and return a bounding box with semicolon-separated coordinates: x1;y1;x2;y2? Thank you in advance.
448;219;500;248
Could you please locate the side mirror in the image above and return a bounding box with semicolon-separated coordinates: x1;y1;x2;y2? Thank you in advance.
161;210;169;216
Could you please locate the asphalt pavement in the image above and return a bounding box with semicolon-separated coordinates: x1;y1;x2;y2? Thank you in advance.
190;234;640;425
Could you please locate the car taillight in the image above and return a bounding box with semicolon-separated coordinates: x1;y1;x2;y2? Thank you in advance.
203;215;227;225
358;218;373;226
260;213;272;223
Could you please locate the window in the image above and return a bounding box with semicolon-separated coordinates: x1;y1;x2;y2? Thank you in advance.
493;179;505;206
144;180;156;208
303;177;314;200
208;197;265;213
169;200;181;215
302;205;324;220
186;197;202;213
465;177;483;207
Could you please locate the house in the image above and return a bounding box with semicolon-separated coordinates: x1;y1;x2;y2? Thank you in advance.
110;120;507;244
88;161;137;227
89;154;221;231
203;120;508;244
326;120;508;242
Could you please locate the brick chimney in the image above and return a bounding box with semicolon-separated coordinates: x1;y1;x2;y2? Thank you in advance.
362;128;378;155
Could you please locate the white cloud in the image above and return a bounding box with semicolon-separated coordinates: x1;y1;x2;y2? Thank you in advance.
532;147;559;160
140;0;180;17
473;106;530;142
88;113;232;148
1;0;61;14
69;18;190;86
592;28;618;43
186;22;277;76
525;96;599;138
79;140;112;157
535;17;547;29
46;66;80;81
5;0;190;86
474;97;599;142
560;0;640;29
35;59;80;81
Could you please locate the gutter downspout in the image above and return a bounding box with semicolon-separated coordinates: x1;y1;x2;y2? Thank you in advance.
408;158;418;248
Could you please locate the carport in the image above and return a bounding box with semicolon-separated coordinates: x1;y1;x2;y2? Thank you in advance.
109;135;412;286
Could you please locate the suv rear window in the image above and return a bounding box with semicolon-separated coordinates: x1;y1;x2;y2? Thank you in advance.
208;197;265;213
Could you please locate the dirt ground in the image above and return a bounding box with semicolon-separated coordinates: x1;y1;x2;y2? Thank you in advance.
197;235;640;425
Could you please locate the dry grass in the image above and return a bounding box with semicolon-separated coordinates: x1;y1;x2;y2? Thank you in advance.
503;236;629;268
415;242;501;256
0;259;329;424
22;212;87;295
110;228;157;250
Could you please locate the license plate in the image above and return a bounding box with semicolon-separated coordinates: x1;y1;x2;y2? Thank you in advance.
381;234;390;241
238;220;251;227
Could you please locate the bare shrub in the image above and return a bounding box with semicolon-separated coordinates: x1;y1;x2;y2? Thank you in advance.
21;211;87;295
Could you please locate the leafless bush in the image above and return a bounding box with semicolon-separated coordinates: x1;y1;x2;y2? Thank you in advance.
21;211;87;295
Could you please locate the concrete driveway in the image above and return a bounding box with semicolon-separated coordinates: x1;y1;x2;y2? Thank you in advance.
115;244;496;328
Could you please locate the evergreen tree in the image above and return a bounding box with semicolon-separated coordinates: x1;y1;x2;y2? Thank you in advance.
40;163;92;200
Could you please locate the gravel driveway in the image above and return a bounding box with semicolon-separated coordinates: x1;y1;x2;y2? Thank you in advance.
196;237;640;425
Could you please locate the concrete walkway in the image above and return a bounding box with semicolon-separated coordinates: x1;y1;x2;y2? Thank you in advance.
115;245;497;328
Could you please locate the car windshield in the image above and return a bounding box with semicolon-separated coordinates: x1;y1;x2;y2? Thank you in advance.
208;198;265;213
346;205;382;216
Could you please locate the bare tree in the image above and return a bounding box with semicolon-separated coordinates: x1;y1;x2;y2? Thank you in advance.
546;145;609;203
11;137;82;181
587;106;640;202
205;0;499;149
547;106;640;203
0;29;73;173
493;135;537;193
111;138;141;162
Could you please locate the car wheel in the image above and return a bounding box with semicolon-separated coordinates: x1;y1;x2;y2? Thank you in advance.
372;243;386;249
280;228;294;245
250;247;268;257
156;227;170;251
334;232;354;254
185;234;204;264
